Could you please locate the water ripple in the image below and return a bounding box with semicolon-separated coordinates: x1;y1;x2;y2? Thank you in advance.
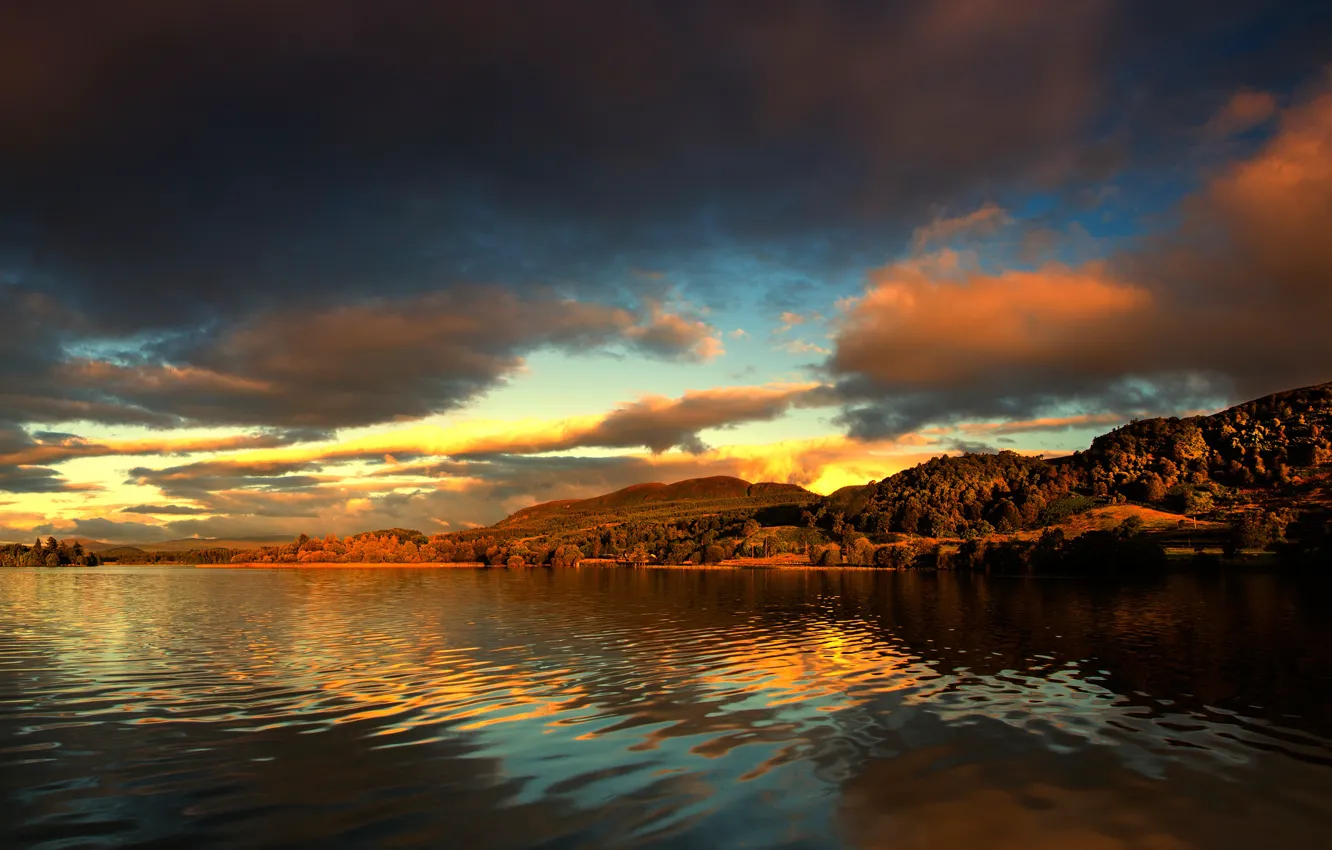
3;566;1332;848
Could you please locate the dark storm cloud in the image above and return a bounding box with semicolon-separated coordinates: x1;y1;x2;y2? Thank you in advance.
50;289;720;429
0;415;324;495
1;278;722;431
0;465;81;494
0;428;325;467
31;517;175;544
6;0;1321;324
0;426;90;493
0;285;182;428
126;460;326;500
3;0;1330;435
2;0;1111;328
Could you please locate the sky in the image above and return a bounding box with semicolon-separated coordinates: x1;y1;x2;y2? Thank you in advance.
3;0;1332;544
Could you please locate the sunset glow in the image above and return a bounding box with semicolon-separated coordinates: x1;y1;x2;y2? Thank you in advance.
2;3;1329;545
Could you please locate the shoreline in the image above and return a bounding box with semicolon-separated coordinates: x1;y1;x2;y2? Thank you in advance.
185;560;885;571
193;562;488;569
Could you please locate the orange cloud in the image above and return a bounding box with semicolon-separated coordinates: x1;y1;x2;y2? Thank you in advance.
829;74;1332;439
1148;75;1332;390
625;300;724;361
1203;83;1332;301
48;290;727;431
1204;89;1278;138
0;432;306;467
833;253;1152;388
63;361;273;394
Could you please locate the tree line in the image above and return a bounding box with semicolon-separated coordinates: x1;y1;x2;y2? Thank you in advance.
1;538;101;567
14;383;1329;570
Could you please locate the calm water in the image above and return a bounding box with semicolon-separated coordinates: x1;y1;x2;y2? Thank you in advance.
3;567;1332;849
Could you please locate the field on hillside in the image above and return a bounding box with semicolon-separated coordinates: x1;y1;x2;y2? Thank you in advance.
1022;504;1224;538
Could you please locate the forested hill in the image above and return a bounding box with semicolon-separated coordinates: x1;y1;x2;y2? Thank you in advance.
829;381;1332;539
1074;381;1332;494
826;452;1085;538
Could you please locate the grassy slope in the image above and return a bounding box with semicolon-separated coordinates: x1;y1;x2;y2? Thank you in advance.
498;476;753;525
487;476;817;540
1040;504;1222;537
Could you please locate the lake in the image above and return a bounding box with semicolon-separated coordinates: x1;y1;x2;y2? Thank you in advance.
3;566;1331;849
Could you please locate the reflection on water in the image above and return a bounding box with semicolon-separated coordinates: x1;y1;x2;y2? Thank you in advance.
2;567;1331;848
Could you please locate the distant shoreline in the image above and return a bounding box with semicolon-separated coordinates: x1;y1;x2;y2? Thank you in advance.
184;560;881;571
193;562;487;569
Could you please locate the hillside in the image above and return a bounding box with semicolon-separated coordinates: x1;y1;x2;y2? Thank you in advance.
827;451;1081;538
490;476;817;538
826;380;1332;553
59;537;116;553
1074;381;1332;493
17;380;1328;571
499;476;755;526
1032;504;1223;537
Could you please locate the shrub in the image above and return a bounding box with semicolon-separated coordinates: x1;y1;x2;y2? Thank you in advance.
846;537;876;566
1118;515;1145;537
809;543;842;566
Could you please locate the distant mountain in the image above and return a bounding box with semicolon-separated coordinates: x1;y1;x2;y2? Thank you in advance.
28;535;292;554
135;535;294;552
504;476;753;523
98;546;150;562
491;476;817;537
89;537;297;564
59;537;116;553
